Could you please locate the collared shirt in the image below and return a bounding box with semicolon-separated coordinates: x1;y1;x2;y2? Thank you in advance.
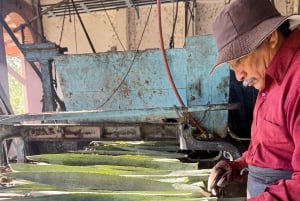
244;29;300;201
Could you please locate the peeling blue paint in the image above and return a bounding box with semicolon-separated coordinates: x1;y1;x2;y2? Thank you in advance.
54;35;230;136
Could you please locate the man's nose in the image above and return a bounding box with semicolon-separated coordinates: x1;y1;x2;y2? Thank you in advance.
234;70;246;82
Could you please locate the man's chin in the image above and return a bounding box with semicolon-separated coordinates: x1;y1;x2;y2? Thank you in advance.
253;81;265;91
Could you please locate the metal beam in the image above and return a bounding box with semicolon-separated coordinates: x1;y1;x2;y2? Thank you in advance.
125;0;135;7
13;0;69;32
0;13;42;80
0;103;238;125
80;2;91;13
41;0;192;17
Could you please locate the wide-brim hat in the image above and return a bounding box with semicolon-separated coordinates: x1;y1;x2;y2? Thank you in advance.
210;0;300;74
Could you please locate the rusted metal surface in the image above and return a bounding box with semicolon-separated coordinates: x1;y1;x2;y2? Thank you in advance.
178;123;241;160
20;42;63;62
20;125;101;140
185;35;229;137
17;124;178;141
0;103;238;125
54;35;230;137
20;42;67;111
0;34;236;166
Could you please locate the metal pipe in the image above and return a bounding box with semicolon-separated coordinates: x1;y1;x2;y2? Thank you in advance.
71;0;96;53
157;0;206;135
0;103;239;125
227;127;250;141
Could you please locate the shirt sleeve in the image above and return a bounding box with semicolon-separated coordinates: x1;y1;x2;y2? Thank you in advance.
247;88;300;201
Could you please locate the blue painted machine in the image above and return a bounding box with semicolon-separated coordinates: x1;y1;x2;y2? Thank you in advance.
55;35;230;136
0;34;255;166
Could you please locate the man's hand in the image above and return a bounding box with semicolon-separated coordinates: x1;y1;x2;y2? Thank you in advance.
207;158;247;195
207;160;233;195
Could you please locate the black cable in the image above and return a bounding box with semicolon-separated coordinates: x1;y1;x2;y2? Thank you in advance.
58;2;68;45
13;7;47;43
37;0;47;42
97;2;153;109
15;20;47;43
185;2;194;37
71;0;96;53
169;0;178;49
49;63;66;111
73;13;78;53
101;3;126;51
68;0;72;22
183;0;195;47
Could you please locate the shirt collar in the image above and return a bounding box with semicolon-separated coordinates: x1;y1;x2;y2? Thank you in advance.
266;29;300;85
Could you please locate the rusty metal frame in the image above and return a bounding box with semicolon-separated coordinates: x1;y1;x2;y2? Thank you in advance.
0;103;239;166
0;104;238;125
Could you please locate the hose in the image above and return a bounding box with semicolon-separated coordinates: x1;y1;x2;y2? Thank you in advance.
156;0;206;135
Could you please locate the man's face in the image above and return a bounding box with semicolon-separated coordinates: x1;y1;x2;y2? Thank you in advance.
228;36;275;91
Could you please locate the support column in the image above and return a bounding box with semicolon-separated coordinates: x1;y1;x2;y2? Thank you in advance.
40;60;54;112
0;25;9;99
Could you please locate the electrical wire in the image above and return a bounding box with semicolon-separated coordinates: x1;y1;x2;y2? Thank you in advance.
16;21;46;43
37;0;47;42
58;2;67;46
96;2;153;109
73;13;78;53
101;3;126;51
71;0;96;53
157;0;206;135
185;2;195;38
11;0;47;43
68;0;72;22
169;0;178;48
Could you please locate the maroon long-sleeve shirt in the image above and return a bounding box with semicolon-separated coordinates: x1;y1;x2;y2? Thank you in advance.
244;29;300;201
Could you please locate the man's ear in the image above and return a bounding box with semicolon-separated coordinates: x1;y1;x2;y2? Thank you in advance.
268;31;279;49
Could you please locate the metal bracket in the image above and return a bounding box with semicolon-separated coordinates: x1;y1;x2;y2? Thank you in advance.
20;42;67;112
178;123;241;160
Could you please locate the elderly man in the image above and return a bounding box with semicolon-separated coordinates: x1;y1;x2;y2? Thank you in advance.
208;0;300;200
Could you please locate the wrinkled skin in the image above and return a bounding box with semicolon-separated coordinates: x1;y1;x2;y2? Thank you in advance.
207;160;233;195
228;30;284;91
207;158;248;195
